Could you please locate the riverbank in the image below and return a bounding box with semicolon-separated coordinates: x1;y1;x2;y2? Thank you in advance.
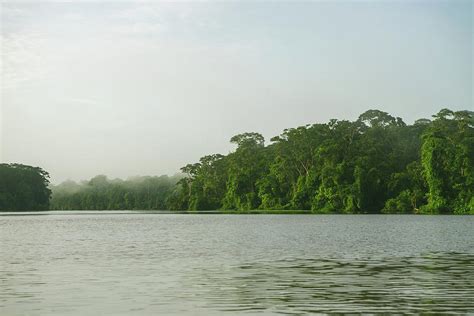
2;209;472;215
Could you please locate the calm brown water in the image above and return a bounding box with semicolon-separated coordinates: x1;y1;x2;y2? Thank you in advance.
1;213;473;315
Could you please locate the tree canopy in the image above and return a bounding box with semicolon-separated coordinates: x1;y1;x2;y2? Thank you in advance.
169;108;473;214
7;108;472;214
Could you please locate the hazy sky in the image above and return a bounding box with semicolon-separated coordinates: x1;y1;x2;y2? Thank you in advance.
1;0;472;183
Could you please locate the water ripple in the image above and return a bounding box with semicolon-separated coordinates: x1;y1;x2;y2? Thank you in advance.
189;253;474;314
1;214;473;315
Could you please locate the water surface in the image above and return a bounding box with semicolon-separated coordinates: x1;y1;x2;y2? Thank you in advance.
1;213;473;314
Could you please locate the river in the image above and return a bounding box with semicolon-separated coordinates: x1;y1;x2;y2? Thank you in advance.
1;212;473;314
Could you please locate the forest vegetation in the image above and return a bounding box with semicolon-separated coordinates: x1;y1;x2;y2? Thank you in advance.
0;164;51;211
1;108;473;214
50;175;180;210
164;108;474;214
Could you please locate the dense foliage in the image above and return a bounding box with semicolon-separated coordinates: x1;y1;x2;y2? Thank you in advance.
169;109;474;214
50;175;180;210
0;163;52;211
15;108;473;214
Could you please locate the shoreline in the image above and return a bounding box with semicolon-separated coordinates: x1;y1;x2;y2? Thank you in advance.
1;210;471;215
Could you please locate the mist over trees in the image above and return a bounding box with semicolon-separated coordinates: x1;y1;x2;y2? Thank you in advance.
0;164;51;211
50;175;181;210
168;108;474;214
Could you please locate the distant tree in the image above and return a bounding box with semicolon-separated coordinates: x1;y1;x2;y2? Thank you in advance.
50;175;181;211
0;164;51;211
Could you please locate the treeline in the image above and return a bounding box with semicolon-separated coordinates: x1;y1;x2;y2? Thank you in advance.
168;109;473;214
15;108;473;214
0;164;51;211
50;175;181;210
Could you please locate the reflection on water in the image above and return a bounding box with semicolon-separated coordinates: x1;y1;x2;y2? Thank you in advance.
0;213;473;315
194;253;474;314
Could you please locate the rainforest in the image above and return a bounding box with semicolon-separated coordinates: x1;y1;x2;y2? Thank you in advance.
1;108;473;214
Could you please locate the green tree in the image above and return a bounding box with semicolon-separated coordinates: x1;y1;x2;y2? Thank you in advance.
0;164;52;211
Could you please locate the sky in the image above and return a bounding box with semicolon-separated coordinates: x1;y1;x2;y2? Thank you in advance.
1;0;472;184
